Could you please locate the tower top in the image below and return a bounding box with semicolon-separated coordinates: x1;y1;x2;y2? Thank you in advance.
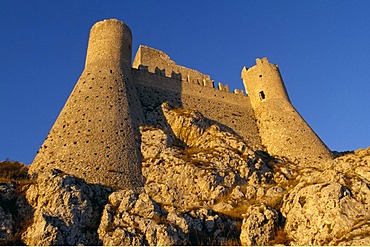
85;19;133;69
241;57;290;105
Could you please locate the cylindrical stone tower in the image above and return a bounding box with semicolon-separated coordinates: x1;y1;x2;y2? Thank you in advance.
242;58;332;165
29;19;144;189
85;19;132;69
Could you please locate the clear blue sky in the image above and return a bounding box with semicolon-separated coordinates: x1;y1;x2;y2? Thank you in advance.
1;1;369;164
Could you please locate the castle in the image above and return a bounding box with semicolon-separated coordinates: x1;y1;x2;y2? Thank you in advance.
29;19;332;189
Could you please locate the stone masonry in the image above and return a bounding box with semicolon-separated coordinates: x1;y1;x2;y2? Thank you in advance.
29;18;332;189
241;59;332;165
29;19;144;190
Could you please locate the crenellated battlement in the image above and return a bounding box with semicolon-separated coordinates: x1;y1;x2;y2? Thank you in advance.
256;57;270;65
134;47;245;96
217;82;229;92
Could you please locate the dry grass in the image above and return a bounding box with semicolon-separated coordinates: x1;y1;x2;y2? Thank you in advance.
0;160;29;182
180;146;216;156
219;237;241;246
0;160;34;198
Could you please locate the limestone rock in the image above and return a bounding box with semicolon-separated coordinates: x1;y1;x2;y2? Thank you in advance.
140;103;290;224
0;182;17;202
98;189;242;246
141;103;262;213
337;236;370;246
140;126;170;159
141;126;247;212
282;182;370;245
0;183;17;245
240;204;280;246
0;206;15;245
0;181;34;245
161;102;208;147
22;170;111;246
98;190;187;246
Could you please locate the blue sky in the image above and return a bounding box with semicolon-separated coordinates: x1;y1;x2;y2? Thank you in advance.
1;1;369;164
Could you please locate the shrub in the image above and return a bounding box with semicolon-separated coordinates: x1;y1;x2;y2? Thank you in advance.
0;160;29;181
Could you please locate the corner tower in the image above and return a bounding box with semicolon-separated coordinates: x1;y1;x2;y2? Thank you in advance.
29;19;144;189
242;58;332;165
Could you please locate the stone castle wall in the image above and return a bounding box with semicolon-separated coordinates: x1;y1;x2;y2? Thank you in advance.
131;45;261;147
133;45;214;87
30;19;333;190
132;67;261;148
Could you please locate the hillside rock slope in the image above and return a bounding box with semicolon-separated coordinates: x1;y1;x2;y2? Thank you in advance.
1;103;370;245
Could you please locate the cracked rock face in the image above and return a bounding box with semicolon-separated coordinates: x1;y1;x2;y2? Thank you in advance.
0;183;17;245
0;206;15;244
141;104;255;213
240;204;280;246
98;189;241;246
22;170;111;246
98;190;186;246
282;164;370;245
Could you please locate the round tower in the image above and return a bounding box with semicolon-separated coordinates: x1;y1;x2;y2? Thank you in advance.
242;58;290;109
242;58;332;165
85;19;132;69
29;19;144;190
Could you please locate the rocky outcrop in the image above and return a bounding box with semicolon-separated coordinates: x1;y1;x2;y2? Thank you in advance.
0;181;32;245
240;204;280;246
98;189;241;245
143;104;253;212
98;189;186;246
22;170;111;246
0;205;15;244
141;124;248;212
3;103;370;245
283;182;370;245
281;148;370;246
0;182;17;244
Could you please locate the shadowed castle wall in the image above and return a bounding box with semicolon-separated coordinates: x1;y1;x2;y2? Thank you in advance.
29;19;144;190
242;58;332;164
132;62;261;148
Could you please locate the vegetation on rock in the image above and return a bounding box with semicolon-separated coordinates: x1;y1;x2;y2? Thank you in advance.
0;160;29;182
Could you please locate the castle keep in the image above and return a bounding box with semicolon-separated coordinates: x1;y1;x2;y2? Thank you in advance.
29;19;332;189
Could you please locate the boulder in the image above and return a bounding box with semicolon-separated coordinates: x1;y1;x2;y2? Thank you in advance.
240;204;280;245
22;170;110;246
98;190;187;246
282;182;370;245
